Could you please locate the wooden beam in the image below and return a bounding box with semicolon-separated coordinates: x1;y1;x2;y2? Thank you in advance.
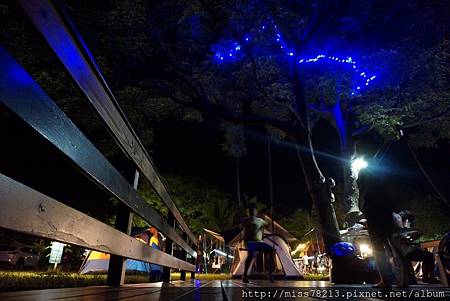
180;233;189;281
16;0;196;243
162;212;175;283
0;47;194;257
107;170;139;286
0;173;195;272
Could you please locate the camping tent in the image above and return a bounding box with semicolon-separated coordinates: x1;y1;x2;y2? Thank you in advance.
229;214;303;280
79;228;163;275
79;251;159;274
201;228;234;273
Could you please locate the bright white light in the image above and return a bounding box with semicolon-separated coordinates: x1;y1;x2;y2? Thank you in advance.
359;244;369;253
210;249;226;256
359;243;373;257
351;157;368;175
210;249;233;258
291;243;306;256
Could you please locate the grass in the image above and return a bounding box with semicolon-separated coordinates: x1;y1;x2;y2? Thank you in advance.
0;271;231;291
0;271;328;292
171;272;230;281
304;274;329;281
0;271;107;292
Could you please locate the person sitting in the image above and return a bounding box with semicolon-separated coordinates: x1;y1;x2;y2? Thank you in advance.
393;210;440;284
241;203;274;283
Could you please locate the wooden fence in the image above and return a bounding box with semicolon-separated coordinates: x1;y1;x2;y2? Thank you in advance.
0;0;196;285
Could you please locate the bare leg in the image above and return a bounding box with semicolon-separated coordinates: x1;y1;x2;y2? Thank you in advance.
373;248;393;287
243;252;254;283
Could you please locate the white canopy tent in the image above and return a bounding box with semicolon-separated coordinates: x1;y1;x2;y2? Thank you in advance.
229;214;303;280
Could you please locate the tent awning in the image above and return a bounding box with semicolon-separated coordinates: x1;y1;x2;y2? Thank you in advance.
203;228;225;243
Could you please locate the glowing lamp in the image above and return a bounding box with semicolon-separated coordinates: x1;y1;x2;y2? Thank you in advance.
351;157;368;174
359;243;373;257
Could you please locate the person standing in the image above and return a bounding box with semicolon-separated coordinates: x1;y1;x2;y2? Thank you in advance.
195;234;205;273
362;173;398;288
241;203;274;283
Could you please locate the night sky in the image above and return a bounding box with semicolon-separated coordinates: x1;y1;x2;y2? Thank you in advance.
151;116;450;217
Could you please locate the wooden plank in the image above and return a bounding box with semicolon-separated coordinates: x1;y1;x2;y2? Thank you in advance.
162;212;175;283
0;287;149;301
16;0;196;243
180;233;188;281
0;173;195;272
0;47;194;257
107;170;138;286
0;281;213;301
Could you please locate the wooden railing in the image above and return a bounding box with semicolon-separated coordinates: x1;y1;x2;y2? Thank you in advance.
0;0;196;285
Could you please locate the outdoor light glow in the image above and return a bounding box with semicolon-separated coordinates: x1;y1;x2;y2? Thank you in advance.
209;249;234;258
210;249;226;256
291;243;307;256
358;243;373;257
212;21;377;96
351;157;368;175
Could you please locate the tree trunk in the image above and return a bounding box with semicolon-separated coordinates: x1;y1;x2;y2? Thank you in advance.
290;130;341;251
342;151;364;226
332;101;363;227
291;66;342;251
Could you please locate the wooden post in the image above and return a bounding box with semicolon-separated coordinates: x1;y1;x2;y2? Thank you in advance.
180;233;188;281
162;212;175;283
191;240;196;280
107;170;139;286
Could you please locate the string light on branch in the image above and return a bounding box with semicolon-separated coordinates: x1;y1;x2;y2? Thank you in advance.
212;23;377;96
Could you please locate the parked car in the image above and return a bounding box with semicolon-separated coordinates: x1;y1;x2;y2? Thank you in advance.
0;245;40;269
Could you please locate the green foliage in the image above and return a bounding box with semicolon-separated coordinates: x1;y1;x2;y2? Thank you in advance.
277;208;315;239
138;174;235;233
32;240;52;270
2;0;449;252
221;122;247;158
354;39;450;147
405;195;450;241
354;104;403;141
137;180;168;218
165;175;235;233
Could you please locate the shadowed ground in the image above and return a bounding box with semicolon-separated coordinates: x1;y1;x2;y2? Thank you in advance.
0;280;447;301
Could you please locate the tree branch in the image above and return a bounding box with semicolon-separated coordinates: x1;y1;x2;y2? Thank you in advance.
352;125;371;137
403;108;450;129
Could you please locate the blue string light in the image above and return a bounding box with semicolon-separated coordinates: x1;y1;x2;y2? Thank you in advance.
212;23;377;96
